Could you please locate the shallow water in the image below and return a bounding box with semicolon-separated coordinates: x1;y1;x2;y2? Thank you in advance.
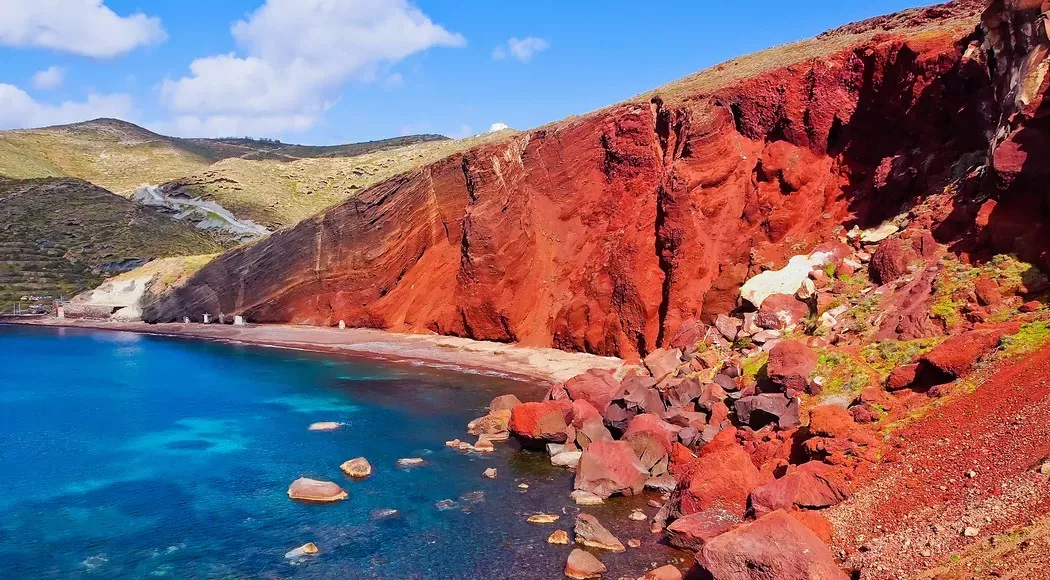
0;325;684;579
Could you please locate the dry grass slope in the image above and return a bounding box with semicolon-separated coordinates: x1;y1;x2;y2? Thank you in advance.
161;130;516;229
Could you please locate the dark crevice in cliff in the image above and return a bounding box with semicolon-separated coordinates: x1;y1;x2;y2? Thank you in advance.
654;183;673;348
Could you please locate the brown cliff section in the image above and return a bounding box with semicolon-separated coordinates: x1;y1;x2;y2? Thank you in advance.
145;1;999;360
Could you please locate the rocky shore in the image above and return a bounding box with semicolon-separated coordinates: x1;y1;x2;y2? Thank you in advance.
459;213;1050;578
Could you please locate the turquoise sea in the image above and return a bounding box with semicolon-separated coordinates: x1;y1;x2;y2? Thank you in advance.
0;325;678;578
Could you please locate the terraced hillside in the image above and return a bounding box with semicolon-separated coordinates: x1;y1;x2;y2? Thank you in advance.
0;178;220;309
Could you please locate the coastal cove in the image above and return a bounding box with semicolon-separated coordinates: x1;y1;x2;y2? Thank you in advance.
0;325;681;578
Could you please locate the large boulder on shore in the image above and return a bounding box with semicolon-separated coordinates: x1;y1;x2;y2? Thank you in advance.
564;369;622;411
748;462;849;517
679;446;763;518
623;413;676;471
766;341;817;392
489;394;522;412
666;508;742;552
509;401;569;449
698;510;848;580
570;399;614;448
575;440;648;499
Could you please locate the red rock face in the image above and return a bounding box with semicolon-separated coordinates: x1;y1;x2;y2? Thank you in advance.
146;4;1009;360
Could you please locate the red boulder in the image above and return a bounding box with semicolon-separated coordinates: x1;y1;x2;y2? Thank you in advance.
574;440;648;499
509;401;569;449
921;325;1018;378
624;413;677;471
807;405;856;439
757;294;811;330
748;461;849;517
564;369;622;412
870;238;917;284
698;510;848;580
666;509;743;552
885;362;920;390
766;341;817;392
679;446;764;518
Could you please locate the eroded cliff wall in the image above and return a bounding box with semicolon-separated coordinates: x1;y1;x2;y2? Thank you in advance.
147;1;1048;361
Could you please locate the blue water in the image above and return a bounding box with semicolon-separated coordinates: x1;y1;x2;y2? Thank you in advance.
0;326;682;578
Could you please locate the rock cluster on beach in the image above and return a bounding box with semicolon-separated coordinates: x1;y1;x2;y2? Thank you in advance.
474;202;1049;577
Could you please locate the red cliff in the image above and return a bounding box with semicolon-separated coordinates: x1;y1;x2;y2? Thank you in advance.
146;0;1049;361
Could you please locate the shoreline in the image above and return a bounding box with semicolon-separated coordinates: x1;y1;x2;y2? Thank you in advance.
0;317;626;385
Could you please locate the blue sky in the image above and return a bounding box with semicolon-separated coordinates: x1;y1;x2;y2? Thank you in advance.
0;0;937;144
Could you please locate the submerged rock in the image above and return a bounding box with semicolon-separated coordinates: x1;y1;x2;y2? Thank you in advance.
574;513;625;552
340;457;372;478
308;422;342;431
287;478;348;503
548;529;570;544
528;513;561;524
284;542;319;559
565;548;606;579
643;565;683;580
397;457;425;468
570;489;605;506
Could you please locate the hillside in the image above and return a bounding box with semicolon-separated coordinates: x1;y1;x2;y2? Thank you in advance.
0;178;220;308
0;117;449;193
159;130;515;229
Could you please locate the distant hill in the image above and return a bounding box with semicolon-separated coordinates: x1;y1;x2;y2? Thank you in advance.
0;118;449;196
0;177;221;308
159;130;515;229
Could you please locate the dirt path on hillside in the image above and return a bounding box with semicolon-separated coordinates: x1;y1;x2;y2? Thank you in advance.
827;346;1050;579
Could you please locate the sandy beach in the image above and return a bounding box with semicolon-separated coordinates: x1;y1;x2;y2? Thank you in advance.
0;316;626;385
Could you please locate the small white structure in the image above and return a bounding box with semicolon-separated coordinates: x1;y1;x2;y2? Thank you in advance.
234;315;245;326
56;304;65;319
203;313;210;324
183;317;190;324
338;320;346;330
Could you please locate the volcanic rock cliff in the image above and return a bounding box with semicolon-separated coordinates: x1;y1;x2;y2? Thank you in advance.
145;0;1049;361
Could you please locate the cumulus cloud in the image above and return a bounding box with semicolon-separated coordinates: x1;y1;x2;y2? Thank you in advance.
161;0;465;137
31;66;65;91
492;36;548;62
489;122;509;132
0;83;133;129
0;0;165;58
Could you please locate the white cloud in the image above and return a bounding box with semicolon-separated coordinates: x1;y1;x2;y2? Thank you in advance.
493;36;548;62
161;0;465;137
0;0;165;58
489;122;509;132
31;66;65;91
0;83;132;129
